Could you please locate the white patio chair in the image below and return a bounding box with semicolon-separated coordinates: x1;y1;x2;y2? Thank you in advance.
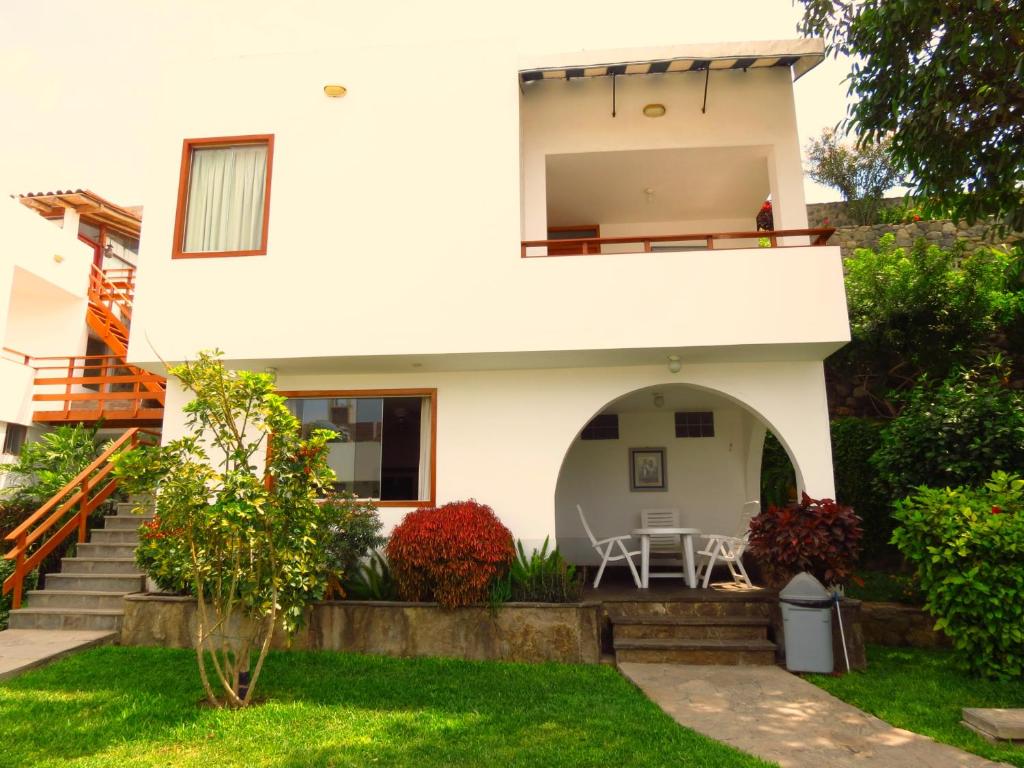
641;508;684;560
695;500;759;588
576;504;642;588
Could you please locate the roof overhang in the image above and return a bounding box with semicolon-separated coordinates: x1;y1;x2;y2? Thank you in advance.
519;38;825;86
16;189;142;237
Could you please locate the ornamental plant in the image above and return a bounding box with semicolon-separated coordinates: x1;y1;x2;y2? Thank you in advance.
892;472;1024;679
386;500;514;608
319;491;384;597
747;494;863;587
508;536;582;603
112;350;338;709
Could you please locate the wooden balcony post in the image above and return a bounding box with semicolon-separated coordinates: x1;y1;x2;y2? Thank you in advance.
78;478;91;543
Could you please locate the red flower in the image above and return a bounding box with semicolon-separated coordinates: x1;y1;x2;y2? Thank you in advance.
912;214;921;221
992;506;1002;515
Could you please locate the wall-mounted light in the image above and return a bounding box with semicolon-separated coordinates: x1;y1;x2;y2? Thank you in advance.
653;392;665;408
643;103;666;118
323;84;347;98
667;355;682;374
53;254;64;263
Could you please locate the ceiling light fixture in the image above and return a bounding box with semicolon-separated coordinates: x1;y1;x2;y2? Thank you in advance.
643;103;666;117
323;84;348;98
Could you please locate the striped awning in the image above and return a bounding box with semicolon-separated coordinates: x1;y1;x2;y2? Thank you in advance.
519;40;824;85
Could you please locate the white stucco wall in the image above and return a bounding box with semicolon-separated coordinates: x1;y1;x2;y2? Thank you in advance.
127;35;843;369
159;359;833;553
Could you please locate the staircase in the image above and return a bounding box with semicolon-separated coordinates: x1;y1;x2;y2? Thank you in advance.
30;264;166;427
7;498;152;632
607;595;778;665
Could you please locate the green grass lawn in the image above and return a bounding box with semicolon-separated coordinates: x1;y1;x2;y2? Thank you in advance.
0;646;772;768
808;645;1024;767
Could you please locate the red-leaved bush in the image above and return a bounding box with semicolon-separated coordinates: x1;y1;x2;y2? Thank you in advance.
747;493;863;586
385;500;514;608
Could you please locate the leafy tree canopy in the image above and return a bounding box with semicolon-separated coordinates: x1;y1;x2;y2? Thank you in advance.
798;0;1024;231
805;128;902;224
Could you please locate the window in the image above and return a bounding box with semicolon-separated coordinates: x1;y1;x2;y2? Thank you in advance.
581;414;619;440
283;390;435;506
2;423;27;456
675;411;714;438
172;134;274;258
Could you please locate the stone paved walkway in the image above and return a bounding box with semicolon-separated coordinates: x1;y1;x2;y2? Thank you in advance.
620;663;1011;768
0;629;116;681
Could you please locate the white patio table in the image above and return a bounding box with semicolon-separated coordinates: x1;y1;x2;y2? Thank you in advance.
631;527;702;589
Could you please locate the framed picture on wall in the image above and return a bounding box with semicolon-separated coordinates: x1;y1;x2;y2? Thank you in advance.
629;447;666;492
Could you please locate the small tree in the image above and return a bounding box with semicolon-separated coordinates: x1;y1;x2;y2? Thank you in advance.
113;351;337;708
806;128;902;225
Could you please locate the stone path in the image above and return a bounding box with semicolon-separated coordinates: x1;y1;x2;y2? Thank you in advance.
0;629;116;681
620;663;1011;767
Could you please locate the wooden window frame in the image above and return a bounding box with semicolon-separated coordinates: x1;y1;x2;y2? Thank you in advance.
171;134;275;260
278;388;437;508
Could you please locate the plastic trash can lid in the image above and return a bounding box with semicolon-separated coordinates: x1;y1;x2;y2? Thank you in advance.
779;572;830;601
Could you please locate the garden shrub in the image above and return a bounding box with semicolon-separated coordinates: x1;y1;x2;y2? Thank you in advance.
760;431;796;509
386;500;514;608
135;515;190;594
892;472;1024;679
340;550;398;601
319;491;384;592
873;363;1024;500
748;494;863;586
837;235;1018;387
0;425;107;508
830;417;891;562
508;537;582;603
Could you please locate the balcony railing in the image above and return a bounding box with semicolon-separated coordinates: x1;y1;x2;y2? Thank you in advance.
520;228;835;258
30;354;165;426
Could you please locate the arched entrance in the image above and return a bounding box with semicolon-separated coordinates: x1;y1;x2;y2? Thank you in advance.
554;382;799;566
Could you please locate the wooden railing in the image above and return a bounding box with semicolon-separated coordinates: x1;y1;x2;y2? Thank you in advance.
2;427;160;608
520;227;836;257
90;264;135;322
30;354;166;425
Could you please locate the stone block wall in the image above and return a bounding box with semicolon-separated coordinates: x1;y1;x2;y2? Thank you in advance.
859;602;950;648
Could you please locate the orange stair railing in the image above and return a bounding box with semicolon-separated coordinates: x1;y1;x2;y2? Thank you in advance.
1;427;160;608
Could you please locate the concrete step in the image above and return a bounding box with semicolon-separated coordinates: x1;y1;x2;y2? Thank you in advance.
103;514;153;530
60;557;142;575
90;529;140;545
613;637;777;665
7;607;123;632
612;616;771;642
44;573;144;593
116;501;155;517
604;599;773;620
74;542;137;559
24;590;126;610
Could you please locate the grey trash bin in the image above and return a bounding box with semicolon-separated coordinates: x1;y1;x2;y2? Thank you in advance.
779;572;834;673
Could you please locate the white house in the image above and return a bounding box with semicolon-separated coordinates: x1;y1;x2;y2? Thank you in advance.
127;25;849;563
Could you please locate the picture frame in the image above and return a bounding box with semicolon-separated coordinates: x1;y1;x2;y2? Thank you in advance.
629;447;666;492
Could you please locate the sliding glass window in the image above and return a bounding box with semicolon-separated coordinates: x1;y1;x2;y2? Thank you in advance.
286;394;433;504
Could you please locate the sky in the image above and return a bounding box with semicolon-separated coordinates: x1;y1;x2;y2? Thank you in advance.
0;0;852;208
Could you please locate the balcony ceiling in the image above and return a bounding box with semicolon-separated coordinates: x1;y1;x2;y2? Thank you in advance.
546;145;770;226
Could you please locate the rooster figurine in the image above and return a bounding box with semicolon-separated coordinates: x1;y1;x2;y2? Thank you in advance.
756;200;774;231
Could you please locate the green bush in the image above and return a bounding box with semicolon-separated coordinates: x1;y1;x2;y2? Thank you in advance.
0;425;106;509
830;418;891;562
837;235;1018;385
340;551;398;601
760;431;796;509
873;364;1024;500
320;492;384;588
892;472;1024;679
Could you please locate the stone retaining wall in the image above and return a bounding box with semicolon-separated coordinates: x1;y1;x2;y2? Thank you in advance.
121;594;602;664
859;602;950;648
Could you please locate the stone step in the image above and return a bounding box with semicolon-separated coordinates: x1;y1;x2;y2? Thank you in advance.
44;572;145;593
7;607;123;632
605;600;773;620
24;590;126;610
612;616;771;642
74;542;137;559
116;501;155;517
613;637;777;665
60;557;142;575
90;528;140;545
103;514;153;530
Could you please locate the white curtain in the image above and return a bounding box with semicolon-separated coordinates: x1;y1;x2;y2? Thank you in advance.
417;398;432;501
183;144;268;253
